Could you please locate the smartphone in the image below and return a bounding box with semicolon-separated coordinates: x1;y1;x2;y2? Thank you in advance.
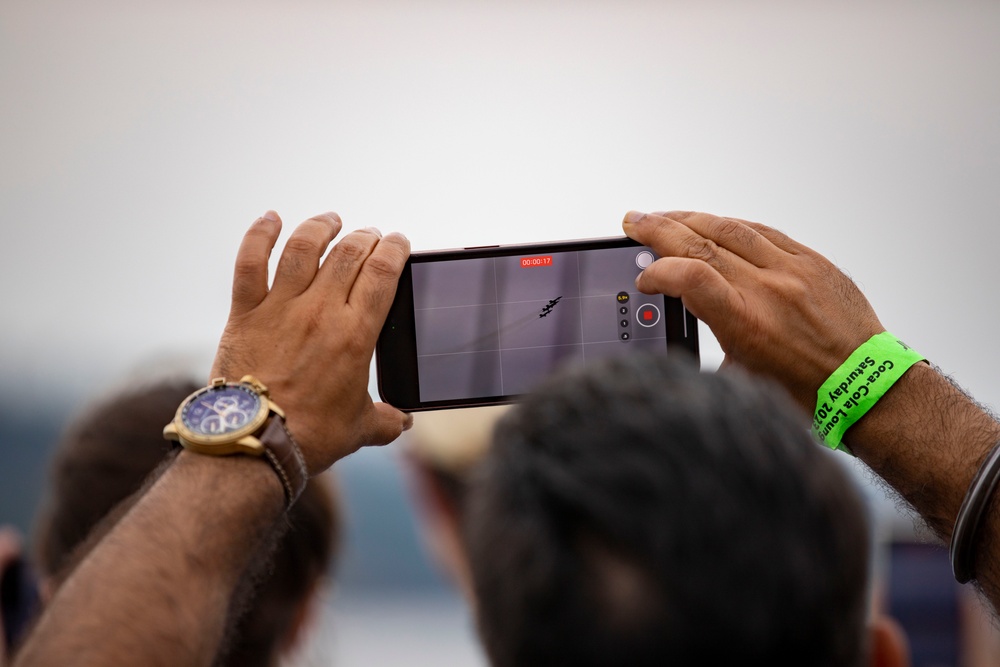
376;236;699;411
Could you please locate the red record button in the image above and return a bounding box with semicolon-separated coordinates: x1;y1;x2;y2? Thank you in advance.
635;303;660;327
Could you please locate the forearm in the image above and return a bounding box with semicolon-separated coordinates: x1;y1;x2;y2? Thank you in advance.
14;451;284;667
846;362;1000;602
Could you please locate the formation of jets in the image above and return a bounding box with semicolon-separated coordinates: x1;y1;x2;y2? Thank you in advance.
539;296;562;318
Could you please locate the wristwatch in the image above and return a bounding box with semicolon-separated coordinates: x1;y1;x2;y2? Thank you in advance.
163;375;307;508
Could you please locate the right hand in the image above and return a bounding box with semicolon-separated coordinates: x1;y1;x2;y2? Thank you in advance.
211;211;413;476
623;210;884;412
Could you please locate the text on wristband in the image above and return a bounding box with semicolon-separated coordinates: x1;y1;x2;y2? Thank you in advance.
813;357;896;440
812;333;925;451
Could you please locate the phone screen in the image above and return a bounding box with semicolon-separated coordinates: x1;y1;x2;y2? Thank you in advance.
377;238;698;410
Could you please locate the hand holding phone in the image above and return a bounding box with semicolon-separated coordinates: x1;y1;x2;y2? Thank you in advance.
376;237;699;410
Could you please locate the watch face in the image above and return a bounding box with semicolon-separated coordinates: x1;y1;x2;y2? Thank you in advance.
181;384;265;438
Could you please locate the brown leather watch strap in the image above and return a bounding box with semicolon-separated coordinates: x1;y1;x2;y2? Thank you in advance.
258;415;308;508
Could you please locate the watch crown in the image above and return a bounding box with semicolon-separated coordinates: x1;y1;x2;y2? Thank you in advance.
163;422;179;441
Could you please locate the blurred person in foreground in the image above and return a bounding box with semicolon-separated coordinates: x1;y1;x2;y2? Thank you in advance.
28;379;339;667
11;208;1000;666
406;357;910;666
465;351;908;667
405;381;997;665
404;405;508;600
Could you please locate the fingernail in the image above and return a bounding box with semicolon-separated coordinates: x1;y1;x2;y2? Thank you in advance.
623;210;645;225
263;210;279;222
402;413;414;431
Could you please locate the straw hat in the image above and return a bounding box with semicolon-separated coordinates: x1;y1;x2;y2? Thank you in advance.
405;405;511;475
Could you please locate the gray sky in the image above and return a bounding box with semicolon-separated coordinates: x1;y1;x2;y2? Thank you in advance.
2;0;999;411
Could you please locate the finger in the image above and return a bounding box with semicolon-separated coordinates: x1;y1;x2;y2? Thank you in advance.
658;210;813;258
359;402;414;447
635;256;745;328
740;220;809;255
231;212;282;317
623;211;750;280
653;211;784;268
316;227;384;298
347;232;410;337
270;212;343;299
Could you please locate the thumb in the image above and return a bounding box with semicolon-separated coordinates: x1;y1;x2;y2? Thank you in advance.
636;256;742;330
360;402;414;447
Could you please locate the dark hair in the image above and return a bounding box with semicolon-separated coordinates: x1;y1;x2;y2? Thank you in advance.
33;379;339;667
464;353;871;667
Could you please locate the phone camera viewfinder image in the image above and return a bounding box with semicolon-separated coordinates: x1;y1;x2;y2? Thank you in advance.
376;238;699;410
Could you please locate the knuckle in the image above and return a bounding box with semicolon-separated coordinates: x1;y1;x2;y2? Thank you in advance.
334;238;368;264
382;232;411;256
744;221;772;236
686;237;721;264
717;218;759;248
284;234;323;258
772;275;808;304
364;251;402;281
233;255;258;279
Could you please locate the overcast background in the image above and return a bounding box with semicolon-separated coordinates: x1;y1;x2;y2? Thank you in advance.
2;1;999;665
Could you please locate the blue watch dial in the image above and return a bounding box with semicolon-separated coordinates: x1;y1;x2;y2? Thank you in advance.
181;384;264;436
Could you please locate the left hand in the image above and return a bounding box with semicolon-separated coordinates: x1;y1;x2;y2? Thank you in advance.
623;210;884;413
211;211;412;475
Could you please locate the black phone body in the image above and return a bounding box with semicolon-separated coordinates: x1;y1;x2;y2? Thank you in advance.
376;236;699;411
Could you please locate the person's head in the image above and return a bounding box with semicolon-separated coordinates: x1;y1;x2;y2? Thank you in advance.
404;405;508;598
33;378;339;667
464;353;898;667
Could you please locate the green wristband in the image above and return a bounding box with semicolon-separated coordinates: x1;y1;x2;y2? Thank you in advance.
813;332;926;452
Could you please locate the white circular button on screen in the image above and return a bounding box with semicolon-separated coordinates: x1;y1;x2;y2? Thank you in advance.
636;251;654;269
